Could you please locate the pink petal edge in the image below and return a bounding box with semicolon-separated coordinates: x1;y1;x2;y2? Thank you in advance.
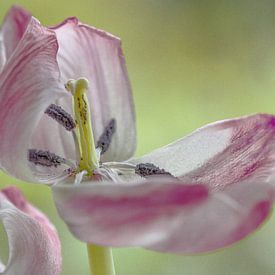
0;186;61;274
0;6;31;61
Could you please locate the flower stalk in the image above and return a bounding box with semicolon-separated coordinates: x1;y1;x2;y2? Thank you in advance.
87;244;115;275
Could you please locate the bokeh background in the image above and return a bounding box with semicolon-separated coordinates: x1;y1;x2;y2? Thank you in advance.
1;0;275;274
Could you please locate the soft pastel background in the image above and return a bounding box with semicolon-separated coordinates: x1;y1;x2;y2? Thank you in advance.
0;0;275;274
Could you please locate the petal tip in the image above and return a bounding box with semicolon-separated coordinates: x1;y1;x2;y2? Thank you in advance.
1;186;27;211
6;5;31;19
51;15;121;45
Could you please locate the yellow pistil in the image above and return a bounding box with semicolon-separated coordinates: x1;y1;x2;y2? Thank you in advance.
65;78;98;175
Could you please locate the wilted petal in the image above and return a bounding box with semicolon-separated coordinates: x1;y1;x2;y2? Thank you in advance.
53;179;208;248
0;17;65;183
0;186;61;274
51;18;136;161
132;114;275;190
53;179;273;253
1;6;31;60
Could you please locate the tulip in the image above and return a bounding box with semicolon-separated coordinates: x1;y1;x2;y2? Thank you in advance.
1;6;275;275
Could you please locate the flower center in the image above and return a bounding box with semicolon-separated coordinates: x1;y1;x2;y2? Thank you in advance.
65;78;98;176
28;78;118;183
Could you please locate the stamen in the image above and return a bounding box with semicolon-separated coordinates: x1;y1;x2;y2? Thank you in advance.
97;119;116;154
45;104;76;131
135;163;171;177
28;149;66;167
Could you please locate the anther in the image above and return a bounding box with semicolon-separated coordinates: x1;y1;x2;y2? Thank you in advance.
45;104;76;131
28;149;66;167
97;119;116;154
135;163;171;177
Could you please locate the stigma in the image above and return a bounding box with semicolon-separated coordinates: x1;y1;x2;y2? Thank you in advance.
65;78;99;175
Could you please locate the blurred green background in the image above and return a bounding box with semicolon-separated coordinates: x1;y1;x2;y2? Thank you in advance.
1;0;275;274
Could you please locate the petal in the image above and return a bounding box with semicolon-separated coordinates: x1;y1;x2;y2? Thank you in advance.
1;6;31;61
132;114;275;190
51;18;136;161
53;179;274;254
149;181;274;253
53;178;208;248
0;17;65;183
0;186;61;274
0;34;6;72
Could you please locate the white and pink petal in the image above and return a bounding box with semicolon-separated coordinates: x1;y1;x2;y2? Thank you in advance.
0;16;66;183
0;6;31;61
53;178;208;248
149;181;274;253
0;33;6;72
132;114;275;190
50;18;136;161
53;178;274;254
0;186;61;275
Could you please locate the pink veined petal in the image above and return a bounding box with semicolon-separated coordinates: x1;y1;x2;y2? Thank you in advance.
53;179;274;253
0;186;61;275
1;6;31;61
132;114;275;190
149;181;274;253
50;17;136;161
52;178;208;248
0;17;66;184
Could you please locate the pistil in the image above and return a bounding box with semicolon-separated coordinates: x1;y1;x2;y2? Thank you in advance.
66;78;98;175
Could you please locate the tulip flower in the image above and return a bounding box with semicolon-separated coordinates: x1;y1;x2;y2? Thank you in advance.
0;186;61;275
1;5;275;275
53;114;275;254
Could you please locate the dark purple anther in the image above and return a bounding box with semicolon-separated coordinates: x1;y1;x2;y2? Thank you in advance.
135;163;171;177
97;119;116;154
28;149;66;167
45;104;76;131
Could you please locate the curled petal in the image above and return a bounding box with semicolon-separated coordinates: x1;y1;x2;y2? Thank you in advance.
53;179;274;253
1;6;31;61
0;17;65;183
51;18;136;161
132;114;275;190
0;186;61;274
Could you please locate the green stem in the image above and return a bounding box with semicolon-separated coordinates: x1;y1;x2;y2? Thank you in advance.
87;244;115;275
